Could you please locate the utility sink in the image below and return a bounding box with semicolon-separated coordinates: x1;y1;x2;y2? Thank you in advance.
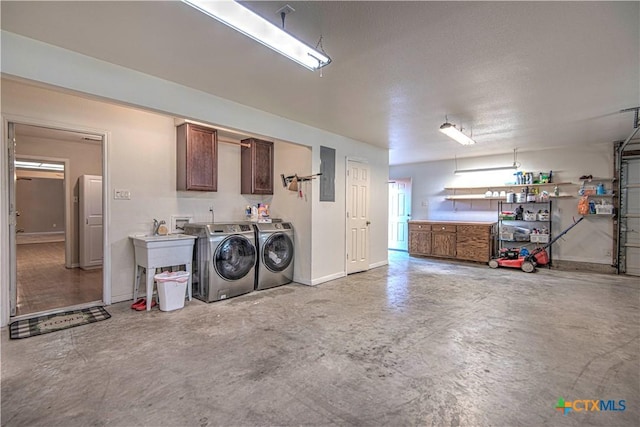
130;233;195;243
129;233;197;311
130;234;196;266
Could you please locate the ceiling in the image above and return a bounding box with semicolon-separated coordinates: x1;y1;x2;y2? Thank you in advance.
2;1;639;165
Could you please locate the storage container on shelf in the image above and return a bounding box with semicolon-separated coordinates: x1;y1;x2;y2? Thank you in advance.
500;232;530;242
537;212;550;221
530;234;550;244
595;205;614;215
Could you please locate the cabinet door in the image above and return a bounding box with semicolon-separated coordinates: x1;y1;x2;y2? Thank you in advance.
432;231;456;257
177;123;217;191
409;230;431;255
241;138;273;194
456;225;491;262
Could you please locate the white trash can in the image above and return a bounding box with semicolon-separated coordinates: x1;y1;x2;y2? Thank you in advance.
154;271;190;312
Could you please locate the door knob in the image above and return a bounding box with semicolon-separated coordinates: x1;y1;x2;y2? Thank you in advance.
366;221;371;226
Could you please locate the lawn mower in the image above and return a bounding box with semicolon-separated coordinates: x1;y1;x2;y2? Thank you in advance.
488;217;584;273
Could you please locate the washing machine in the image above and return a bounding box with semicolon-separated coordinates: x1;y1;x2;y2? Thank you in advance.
254;222;294;290
183;223;256;302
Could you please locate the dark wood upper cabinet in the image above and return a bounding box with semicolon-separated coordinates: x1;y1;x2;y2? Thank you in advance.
176;123;218;191
241;138;274;195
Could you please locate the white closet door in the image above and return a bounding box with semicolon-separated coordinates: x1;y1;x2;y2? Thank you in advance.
79;175;103;269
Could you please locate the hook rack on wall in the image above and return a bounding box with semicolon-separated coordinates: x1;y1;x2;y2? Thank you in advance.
281;173;323;191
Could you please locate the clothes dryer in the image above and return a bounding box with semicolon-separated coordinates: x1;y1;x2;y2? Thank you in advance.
254;222;294;290
183;223;256;302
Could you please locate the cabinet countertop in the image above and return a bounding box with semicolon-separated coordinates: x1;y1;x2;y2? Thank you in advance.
409;220;496;226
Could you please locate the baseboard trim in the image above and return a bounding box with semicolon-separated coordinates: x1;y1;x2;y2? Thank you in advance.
552;260;617;274
311;272;346;286
369;260;389;269
293;276;312;286
111;293;132;304
19;231;65;236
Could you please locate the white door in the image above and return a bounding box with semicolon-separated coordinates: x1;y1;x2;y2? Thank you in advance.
346;160;370;274
7;123;17;316
79;175;103;269
623;158;640;276
388;178;412;250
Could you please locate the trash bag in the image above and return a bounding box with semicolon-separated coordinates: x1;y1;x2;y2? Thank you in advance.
578;196;590;215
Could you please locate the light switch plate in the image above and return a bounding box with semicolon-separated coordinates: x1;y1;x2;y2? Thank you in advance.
114;189;131;200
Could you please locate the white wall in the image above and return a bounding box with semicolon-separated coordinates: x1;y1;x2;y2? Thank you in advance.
390;146;615;264
0;31;389;325
16;178;64;233
311;142;390;283
272;141;313;283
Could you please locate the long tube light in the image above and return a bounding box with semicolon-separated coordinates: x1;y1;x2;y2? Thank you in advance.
439;122;476;145
454;164;519;174
182;0;331;71
15;161;64;171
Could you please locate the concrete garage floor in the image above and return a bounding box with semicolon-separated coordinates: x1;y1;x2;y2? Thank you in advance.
2;252;639;426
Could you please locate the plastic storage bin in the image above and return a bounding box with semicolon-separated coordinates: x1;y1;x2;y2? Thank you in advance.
530;234;550;244
595;205;614;215
537;212;550;221
154;271;190;312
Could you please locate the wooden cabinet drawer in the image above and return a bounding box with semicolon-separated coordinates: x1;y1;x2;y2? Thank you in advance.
456;226;493;262
409;223;431;231
432;224;456;233
458;225;490;238
456;237;490;262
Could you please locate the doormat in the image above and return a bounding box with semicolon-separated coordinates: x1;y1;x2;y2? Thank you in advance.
9;306;111;340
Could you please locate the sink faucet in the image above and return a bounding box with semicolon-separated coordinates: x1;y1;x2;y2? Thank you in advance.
153;219;166;236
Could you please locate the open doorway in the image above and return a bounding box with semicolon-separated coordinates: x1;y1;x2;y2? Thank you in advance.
388;178;412;251
11;123;104;317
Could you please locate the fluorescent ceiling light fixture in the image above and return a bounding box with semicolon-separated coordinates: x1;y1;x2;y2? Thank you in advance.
454;164;519;174
453;148;520;174
440;122;476;146
182;0;331;71
15;161;64;171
